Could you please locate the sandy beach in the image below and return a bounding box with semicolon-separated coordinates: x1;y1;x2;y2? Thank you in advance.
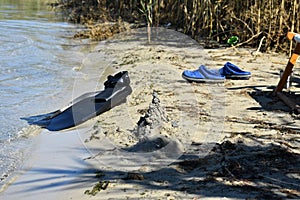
1;28;299;199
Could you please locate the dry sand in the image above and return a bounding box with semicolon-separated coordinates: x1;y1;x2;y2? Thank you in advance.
1;28;299;199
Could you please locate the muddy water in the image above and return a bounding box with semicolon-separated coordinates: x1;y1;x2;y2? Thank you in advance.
0;0;98;185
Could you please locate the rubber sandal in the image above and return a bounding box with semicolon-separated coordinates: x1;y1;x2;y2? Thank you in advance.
182;65;225;83
219;62;251;79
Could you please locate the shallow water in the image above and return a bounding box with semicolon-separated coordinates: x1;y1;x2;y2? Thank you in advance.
0;0;96;184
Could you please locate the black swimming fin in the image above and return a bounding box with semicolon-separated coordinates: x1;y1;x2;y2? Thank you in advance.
21;71;132;131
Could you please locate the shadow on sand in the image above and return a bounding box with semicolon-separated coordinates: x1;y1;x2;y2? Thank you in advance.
13;138;300;199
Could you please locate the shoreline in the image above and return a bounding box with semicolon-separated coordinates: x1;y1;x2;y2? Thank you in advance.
1;27;299;199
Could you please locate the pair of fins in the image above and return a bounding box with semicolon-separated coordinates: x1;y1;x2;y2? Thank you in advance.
21;71;132;131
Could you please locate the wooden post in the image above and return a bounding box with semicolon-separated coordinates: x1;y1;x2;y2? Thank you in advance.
274;32;300;93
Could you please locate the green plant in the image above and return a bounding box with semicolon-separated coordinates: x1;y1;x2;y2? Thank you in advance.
227;36;239;46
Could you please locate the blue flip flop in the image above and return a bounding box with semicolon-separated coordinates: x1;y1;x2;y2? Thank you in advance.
219;62;251;79
182;65;225;83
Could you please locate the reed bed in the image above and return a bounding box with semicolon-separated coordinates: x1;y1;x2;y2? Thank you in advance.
55;0;300;53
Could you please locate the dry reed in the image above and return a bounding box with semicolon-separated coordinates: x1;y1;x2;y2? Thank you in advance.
55;0;300;53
